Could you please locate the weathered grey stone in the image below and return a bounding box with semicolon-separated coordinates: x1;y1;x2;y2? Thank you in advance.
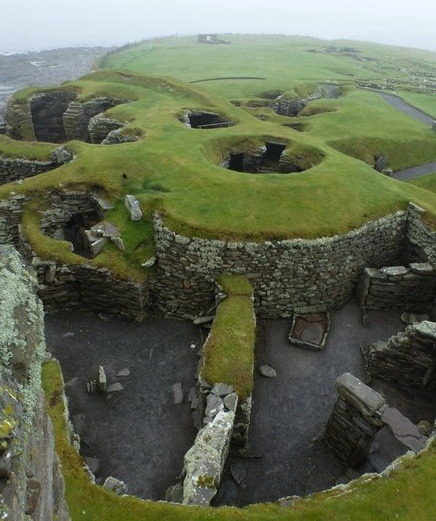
110;236;126;251
223;393;238;413
172;382;183;404
335;373;385;416
117;368;130;377
381;407;428;453
97;366;107;393
125;194;142;221
106;383;124;393
103;476;127;495
211;383;234;397
258;365;277;378
205;394;224;417
165;483;183;503
141;256;156;268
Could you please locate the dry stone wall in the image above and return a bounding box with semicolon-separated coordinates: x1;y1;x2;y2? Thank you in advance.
324;373;386;467
363;321;436;389
357;263;436;314
152;212;408;317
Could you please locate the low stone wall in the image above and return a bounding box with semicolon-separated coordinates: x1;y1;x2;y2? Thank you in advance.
363;321;436;389
0;194;28;243
405;203;436;265
152;211;408;317
0;246;70;521
0;149;73;185
324;373;386;467
357;263;436;314
273;86;325;117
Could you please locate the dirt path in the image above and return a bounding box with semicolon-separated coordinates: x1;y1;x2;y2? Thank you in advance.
375;92;436;179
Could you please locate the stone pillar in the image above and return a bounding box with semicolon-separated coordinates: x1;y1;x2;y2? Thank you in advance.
324;373;385;467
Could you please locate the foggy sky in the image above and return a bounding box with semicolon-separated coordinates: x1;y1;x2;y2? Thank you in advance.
1;0;435;53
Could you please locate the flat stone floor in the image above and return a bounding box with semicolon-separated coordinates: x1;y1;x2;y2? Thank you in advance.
44;311;202;500
220;301;418;506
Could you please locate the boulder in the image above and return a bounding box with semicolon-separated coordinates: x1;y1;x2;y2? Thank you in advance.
125;195;142;221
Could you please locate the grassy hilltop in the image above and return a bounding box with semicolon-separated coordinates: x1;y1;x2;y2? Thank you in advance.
2;35;436;278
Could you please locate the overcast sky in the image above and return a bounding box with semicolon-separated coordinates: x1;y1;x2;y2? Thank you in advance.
1;0;435;53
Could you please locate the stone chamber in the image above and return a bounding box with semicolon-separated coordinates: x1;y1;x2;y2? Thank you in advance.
1;180;436;512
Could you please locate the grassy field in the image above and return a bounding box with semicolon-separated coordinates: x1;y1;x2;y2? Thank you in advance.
1;64;435;265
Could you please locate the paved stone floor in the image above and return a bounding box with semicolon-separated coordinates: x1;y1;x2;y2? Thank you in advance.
44;311;202;500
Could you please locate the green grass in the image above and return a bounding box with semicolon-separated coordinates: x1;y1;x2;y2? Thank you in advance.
42;358;436;520
202;276;255;398
0;36;435;277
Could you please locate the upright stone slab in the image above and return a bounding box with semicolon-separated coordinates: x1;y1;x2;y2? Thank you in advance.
324;373;385;467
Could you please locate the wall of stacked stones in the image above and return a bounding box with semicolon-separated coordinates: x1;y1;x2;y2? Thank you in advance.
18;233;148;321
405;204;436;265
363;321;436;389
357;263;436;314
0;156;60;184
152;212;409;317
0;194;28;243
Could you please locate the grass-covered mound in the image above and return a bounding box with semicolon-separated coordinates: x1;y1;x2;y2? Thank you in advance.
1;49;435;276
43;359;436;521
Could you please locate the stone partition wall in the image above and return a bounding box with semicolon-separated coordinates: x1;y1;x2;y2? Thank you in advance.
357;263;436;315
324;373;386;467
0;194;28;243
363;321;436;389
152;211;408;317
405;202;436;265
63;97;127;142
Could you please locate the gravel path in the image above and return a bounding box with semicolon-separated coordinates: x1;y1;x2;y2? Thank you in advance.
376;92;436;180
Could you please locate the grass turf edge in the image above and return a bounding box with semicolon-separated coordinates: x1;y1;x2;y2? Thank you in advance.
201;276;255;399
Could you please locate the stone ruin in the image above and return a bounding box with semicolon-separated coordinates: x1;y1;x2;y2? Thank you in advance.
5;92;137;145
179;110;234;129
324;373;431;469
221;141;317;174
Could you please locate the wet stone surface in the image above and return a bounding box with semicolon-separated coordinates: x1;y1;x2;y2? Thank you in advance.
44;311;201;500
